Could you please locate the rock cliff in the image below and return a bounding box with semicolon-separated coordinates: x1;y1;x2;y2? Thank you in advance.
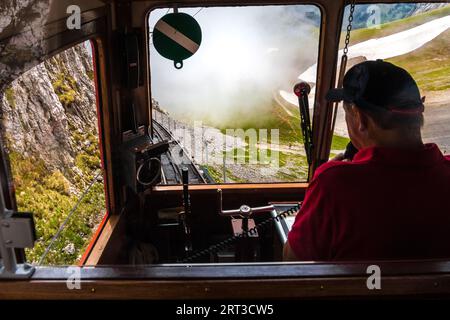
1;41;99;183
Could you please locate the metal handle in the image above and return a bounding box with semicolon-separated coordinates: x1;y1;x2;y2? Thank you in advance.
217;189;274;217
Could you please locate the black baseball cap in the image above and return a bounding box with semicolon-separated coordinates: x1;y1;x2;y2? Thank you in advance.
326;60;424;115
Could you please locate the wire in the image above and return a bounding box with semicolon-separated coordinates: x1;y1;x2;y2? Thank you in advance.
136;157;161;186
164;7;203;16
37;171;102;265
193;8;204;17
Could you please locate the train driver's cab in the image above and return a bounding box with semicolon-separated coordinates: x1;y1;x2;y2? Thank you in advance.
1;0;450;299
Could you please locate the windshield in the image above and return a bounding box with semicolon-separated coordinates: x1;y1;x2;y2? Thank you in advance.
149;5;322;184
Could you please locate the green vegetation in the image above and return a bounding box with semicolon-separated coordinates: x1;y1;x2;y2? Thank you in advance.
87;70;95;81
225;146;275;165
276;151;308;181
44;171;71;195
5;86;15;109
331;134;350;151
70;125;102;181
30;182;105;265
52;73;78;107
203;166;242;183
202;165;248;183
49;54;81;108
225;169;247;183
218;99;302;145
329;135;351;159
202;165;224;183
10;151;105;265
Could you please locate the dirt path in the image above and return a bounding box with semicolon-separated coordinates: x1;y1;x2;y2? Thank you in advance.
333;89;450;154
422;89;450;153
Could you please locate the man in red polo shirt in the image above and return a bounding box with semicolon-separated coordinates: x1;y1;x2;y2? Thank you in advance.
284;60;450;261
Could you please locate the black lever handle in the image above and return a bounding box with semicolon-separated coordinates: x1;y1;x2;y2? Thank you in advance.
294;82;313;166
344;141;358;160
182;167;190;215
179;167;192;254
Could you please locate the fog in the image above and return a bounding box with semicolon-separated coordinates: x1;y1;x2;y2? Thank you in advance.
149;5;320;128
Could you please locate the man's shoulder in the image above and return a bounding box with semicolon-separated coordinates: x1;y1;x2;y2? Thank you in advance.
313;159;368;181
313;152;450;181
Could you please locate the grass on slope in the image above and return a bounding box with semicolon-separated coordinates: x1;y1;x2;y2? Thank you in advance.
331;134;350;150
219;99;303;145
387;29;450;92
11;152;105;265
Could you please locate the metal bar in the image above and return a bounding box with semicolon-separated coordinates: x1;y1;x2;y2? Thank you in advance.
0;186;17;273
271;209;287;244
310;0;346;178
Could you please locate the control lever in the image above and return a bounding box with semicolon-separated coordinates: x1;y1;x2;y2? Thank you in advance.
179;167;192;254
344;141;358;161
217;189;274;261
294;82;313;166
217;189;274;232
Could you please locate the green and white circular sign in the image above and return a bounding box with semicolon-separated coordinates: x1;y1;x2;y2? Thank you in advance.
153;13;202;69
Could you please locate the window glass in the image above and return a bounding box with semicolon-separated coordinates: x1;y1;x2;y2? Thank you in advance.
0;40;106;265
149;5;321;183
330;3;450;158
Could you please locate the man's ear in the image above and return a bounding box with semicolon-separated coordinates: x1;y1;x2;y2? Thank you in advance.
354;106;369;133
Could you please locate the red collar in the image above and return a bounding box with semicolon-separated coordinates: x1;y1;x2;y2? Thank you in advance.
353;143;445;167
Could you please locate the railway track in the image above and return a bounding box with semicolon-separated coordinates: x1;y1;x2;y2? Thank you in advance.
152;120;207;185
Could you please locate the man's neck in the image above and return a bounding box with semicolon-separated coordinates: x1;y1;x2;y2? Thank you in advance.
367;129;424;150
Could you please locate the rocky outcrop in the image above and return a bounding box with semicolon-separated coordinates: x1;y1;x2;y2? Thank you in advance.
412;3;449;15
0;0;51;91
0;41;98;179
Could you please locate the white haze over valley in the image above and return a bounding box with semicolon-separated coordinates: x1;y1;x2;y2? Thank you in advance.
149;5;320;126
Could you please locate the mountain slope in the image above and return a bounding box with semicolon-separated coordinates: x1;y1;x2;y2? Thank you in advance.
345;3;449;31
343;5;450;47
387;29;450;93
